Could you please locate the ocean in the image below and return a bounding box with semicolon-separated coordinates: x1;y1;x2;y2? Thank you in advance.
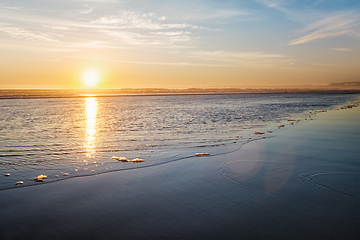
0;92;358;190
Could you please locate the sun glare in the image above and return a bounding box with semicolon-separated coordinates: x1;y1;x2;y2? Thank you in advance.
85;97;97;157
82;69;100;88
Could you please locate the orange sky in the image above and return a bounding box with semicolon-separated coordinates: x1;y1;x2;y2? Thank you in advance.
0;0;359;89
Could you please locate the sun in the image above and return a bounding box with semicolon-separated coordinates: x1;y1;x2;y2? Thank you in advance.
82;69;100;88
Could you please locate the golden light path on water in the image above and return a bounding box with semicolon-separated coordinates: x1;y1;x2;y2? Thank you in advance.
85;97;97;158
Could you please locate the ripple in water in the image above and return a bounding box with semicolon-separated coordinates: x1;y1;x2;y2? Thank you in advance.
0;93;358;190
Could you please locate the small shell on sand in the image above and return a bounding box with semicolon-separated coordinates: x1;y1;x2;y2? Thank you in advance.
267;131;272;133
278;125;285;128
33;175;47;182
131;158;145;163
254;132;265;135
262;136;266;139
4;173;10;176
119;157;129;162
60;172;63;174
195;152;210;156
290;122;294;125
92;170;95;173
113;156;128;162
15;181;24;185
235;136;239;138
233;141;237;143
55;175;59;177
63;173;69;176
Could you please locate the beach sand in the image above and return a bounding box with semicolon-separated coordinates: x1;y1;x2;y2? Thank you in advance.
0;107;359;240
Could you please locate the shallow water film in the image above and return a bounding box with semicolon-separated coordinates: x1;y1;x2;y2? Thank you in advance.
0;93;358;189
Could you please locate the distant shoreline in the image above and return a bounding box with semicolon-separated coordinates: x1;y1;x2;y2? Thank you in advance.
1;88;359;99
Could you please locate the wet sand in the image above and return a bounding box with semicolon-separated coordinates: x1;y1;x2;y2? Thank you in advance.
1;107;359;240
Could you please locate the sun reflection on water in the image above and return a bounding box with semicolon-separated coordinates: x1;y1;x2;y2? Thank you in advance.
85;97;97;157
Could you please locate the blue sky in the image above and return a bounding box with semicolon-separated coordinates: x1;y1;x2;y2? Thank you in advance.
0;0;359;88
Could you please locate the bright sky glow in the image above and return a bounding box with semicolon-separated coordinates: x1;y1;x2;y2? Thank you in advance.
0;0;359;88
82;69;100;88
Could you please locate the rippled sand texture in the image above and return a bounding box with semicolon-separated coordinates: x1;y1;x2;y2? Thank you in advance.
0;104;359;240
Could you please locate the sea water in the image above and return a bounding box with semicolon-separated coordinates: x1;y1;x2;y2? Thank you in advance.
0;92;358;190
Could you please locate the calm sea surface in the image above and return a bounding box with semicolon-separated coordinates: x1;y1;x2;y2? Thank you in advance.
0;93;358;189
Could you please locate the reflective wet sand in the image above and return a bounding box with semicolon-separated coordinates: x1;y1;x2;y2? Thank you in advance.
0;106;358;239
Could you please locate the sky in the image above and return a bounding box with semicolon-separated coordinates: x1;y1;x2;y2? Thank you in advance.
0;0;359;89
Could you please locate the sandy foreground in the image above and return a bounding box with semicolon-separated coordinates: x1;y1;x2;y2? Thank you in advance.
0;107;359;240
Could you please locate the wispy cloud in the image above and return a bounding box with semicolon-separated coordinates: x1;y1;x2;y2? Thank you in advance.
71;56;220;67
347;31;360;40
0;24;60;42
79;5;94;14
289;12;359;45
256;0;321;24
186;9;252;20
87;10;205;47
0;6;201;50
71;41;106;48
151;31;191;36
100;29;192;46
190;51;295;66
91;10;204;30
161;3;254;21
0;42;78;52
0;3;23;11
70;0;118;2
331;47;352;52
43;25;78;31
257;0;289;8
